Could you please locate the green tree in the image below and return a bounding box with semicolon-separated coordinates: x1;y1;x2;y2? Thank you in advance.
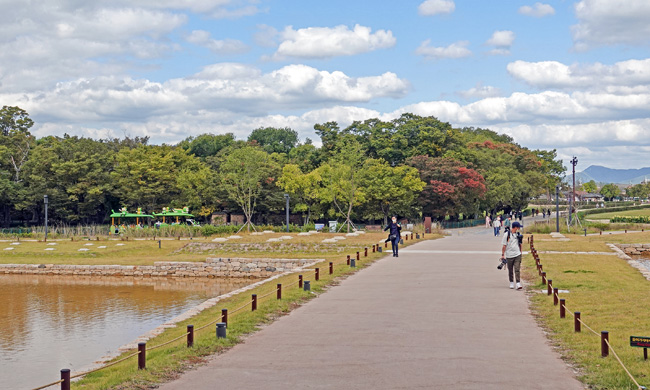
600;183;621;201
220;146;277;232
19;136;115;224
358;159;425;224
179;133;235;158
112;145;201;213
276;164;322;225
0;106;35;226
316;140;366;232
625;183;650;199
248;127;298;155
582;180;598;193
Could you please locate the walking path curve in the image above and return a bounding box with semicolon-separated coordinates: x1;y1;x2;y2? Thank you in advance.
158;226;584;389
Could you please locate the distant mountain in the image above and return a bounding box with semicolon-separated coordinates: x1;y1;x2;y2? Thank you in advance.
566;165;650;185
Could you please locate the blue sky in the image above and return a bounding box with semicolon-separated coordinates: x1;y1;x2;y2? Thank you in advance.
2;0;650;171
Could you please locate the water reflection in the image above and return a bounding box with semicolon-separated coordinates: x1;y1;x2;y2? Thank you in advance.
0;274;255;390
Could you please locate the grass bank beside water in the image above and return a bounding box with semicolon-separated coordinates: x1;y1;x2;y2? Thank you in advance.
523;232;650;390
17;231;441;390
1;232;405;265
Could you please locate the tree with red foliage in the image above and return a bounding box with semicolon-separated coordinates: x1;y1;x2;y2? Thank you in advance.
407;155;486;219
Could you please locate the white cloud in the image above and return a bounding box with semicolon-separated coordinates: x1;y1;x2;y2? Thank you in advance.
572;0;650;49
518;3;555;17
457;84;502;99
0;5;186;93
507;59;650;91
485;30;514;55
415;40;471;59
418;0;455;16
187;30;249;54
273;24;396;59
3;64;409;129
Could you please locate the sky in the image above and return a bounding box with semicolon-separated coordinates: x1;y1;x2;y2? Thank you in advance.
2;0;650;171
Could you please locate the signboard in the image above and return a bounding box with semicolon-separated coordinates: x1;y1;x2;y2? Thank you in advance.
314;223;325;231
328;221;338;233
630;336;650;348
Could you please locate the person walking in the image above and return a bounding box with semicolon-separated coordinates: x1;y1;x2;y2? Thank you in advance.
503;214;511;234
493;216;501;236
485;215;491;228
384;216;402;257
501;221;523;290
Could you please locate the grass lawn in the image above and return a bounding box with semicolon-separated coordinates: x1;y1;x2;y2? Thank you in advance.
523;234;650;389
586;208;650;221
530;231;650;253
0;232;409;265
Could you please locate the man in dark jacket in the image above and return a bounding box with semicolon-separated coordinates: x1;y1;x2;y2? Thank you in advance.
384;216;402;257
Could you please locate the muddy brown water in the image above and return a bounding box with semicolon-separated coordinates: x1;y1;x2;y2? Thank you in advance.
0;274;257;390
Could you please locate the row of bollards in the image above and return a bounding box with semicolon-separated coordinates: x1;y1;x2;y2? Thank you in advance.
531;236;612;360
50;236;428;390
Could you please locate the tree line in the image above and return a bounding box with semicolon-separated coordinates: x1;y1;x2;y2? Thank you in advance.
0;106;565;228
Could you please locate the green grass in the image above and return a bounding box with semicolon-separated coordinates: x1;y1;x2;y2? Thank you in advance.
0;232;420;265
587;208;650;221
61;233;441;389
523;239;650;389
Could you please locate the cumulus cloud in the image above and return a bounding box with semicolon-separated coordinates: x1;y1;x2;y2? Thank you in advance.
485;30;514;55
507;59;650;91
4;63;409;128
186;30;249;54
572;0;650;50
418;0;455;16
0;4;186;93
415;40;471;59
457;84;502;99
272;24;396;59
518;3;555;17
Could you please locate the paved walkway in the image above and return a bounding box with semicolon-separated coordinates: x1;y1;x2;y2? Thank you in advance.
158;226;584;390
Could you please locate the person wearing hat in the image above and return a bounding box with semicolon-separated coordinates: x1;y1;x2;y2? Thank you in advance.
501;221;523;289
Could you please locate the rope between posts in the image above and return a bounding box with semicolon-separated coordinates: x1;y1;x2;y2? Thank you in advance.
195;314;224;332
230;299;255;315
604;338;643;390
257;286;280;300
285;280;299;288
532;241;644;389
30;379;64;390
70;350;141;379
148;332;191;351
29;243;381;390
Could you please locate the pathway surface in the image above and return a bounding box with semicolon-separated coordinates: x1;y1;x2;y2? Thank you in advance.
158;226;584;390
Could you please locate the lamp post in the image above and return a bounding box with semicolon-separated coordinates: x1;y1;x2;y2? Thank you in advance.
555;185;560;233
284;194;290;233
569;157;578;225
44;195;49;242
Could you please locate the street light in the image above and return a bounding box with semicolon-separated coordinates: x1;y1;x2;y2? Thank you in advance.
284;194;290;233
44;195;49;242
555;185;560;233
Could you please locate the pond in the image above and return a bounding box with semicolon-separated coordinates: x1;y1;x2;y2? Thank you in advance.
0;274;256;390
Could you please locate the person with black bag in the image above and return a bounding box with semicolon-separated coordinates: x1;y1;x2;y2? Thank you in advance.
384;216;402;257
500;221;523;289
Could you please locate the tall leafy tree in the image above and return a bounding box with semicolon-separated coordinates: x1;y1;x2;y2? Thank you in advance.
219;146;277;232
358;159;425;224
582;180;598;194
248;127;298;155
600;183;621;201
316;140;367;232
407;155;487;219
276;164;322;225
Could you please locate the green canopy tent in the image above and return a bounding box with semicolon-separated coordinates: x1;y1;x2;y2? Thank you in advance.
153;207;195;225
110;207;153;227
